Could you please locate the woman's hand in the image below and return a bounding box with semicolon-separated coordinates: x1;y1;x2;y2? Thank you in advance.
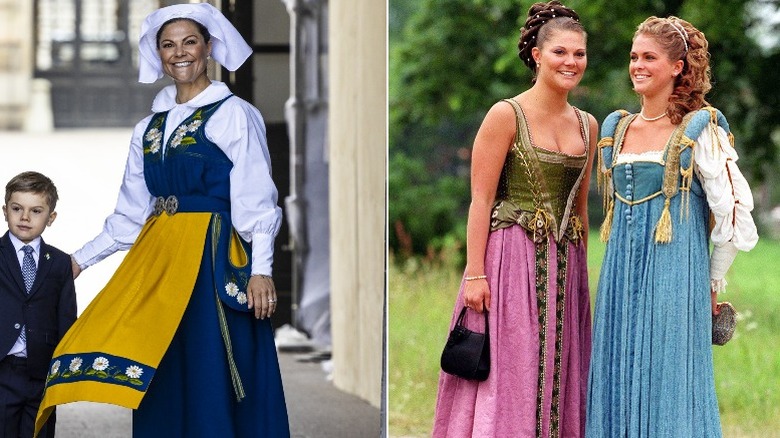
70;255;82;280
463;278;491;313
247;275;278;319
711;291;720;315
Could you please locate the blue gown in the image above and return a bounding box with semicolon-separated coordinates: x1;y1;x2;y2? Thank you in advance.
134;96;290;437
586;110;722;437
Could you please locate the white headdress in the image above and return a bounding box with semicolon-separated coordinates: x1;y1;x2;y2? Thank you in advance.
137;2;252;84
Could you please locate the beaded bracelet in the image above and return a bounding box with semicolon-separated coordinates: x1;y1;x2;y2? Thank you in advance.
464;275;487;281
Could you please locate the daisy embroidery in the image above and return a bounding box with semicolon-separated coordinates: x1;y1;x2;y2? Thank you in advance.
92;357;110;371
237;292;248;305
145;128;162;154
225;282;239;297
170;125;189;148
69;357;83;372
51;360;61;375
170;119;201;149
187;119;203;132
126;365;144;379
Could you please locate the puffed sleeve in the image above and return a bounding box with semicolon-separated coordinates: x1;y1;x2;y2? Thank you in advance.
72;118;156;269
693;124;759;292
206;99;283;277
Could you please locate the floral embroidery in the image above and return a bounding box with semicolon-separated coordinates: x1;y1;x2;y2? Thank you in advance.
223;277;251;306
170;116;203;149
144;128;162;154
187;119;203;132
46;353;153;391
69;357;83;372
92;357;110;371
125;365;144;379
225;282;239;297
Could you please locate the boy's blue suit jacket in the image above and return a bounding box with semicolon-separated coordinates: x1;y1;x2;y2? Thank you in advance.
0;231;77;379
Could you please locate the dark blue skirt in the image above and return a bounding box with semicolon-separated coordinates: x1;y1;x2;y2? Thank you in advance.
133;248;290;437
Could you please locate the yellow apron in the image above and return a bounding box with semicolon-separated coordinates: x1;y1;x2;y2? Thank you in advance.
34;212;211;435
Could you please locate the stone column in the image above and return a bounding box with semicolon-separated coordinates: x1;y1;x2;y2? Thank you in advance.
328;0;385;408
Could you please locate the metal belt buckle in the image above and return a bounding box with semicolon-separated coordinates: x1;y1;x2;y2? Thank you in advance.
164;195;178;215
153;196;165;216
153;195;179;216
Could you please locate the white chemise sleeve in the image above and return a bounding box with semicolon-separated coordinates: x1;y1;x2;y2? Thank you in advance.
72;118;156;269
206;99;282;277
693;124;759;293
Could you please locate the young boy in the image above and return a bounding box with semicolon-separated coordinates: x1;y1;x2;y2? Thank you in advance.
0;171;76;438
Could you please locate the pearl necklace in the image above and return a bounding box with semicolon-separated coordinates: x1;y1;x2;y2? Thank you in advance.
639;109;667;122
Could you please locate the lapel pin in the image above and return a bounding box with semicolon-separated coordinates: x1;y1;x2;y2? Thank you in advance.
45;253;50;260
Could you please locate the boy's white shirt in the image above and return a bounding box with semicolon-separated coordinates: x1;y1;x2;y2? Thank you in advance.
6;233;41;357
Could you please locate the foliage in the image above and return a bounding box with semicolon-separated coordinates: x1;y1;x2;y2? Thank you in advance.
388;152;469;261
388;235;780;437
389;0;780;257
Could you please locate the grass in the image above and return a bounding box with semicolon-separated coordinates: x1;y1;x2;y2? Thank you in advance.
388;235;780;437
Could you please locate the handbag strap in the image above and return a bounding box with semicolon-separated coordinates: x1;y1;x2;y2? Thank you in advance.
456;306;489;337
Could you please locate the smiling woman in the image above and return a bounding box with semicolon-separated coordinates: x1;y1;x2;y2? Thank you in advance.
156;18;212;102
587;16;759;438
430;1;599;437
34;3;289;437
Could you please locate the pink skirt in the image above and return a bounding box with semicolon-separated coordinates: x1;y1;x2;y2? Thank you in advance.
432;225;591;437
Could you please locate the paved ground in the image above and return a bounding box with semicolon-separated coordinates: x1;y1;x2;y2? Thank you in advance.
1;129;382;437
54;351;381;437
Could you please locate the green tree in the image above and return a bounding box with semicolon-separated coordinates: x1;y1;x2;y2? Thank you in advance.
389;0;780;257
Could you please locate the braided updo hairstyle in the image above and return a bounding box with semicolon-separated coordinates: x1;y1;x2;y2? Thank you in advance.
635;16;711;124
518;1;585;80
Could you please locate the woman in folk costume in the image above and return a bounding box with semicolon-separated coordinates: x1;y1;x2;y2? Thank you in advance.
432;2;597;436
35;3;289;437
586;16;758;437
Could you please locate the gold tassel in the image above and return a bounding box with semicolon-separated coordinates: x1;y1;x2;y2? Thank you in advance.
596;137;612;192
680;150;694;221
599;167;612;214
600;198;614;242
655;198;673;243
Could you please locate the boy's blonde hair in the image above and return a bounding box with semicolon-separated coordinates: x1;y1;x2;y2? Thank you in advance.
5;171;59;211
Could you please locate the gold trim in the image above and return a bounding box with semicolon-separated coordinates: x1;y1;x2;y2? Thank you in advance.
210;214;246;402
534;239;549;438
550;243;569;437
614;190;664;206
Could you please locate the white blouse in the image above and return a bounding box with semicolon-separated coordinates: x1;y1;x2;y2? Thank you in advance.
617;124;759;293
72;81;282;276
695;125;758;292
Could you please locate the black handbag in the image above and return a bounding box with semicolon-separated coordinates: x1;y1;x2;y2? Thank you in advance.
440;306;490;381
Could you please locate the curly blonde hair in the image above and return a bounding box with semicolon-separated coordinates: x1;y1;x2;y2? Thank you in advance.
635;16;711;124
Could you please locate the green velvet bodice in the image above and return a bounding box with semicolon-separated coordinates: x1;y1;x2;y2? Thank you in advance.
490;99;590;242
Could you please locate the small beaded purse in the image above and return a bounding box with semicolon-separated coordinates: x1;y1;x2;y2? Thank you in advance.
712;302;737;346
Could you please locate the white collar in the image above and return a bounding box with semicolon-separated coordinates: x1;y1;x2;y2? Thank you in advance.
8;234;41;255
151;81;233;113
